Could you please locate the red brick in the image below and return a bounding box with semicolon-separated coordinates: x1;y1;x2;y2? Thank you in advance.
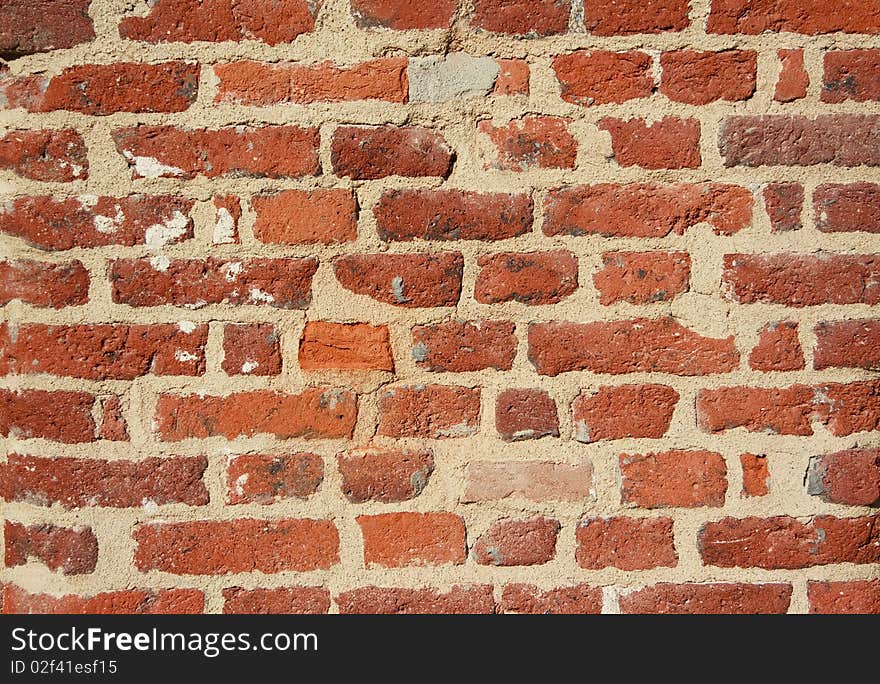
119;0;317;44
472;0;570;36
583;0;689;35
494;59;530;95
553;51;654;106
0;454;208;508
478;115;577;171
741;454;770;497
776;49;809;102
699;515;880;569
214;58;408;105
376;384;480;439
412;320;516;372
822;50;880;102
350;0;456;29
529;318;739;376
708;0;880;34
809;580;880;614
223;587;330;615
576;516;677;570
500;584;602;614
337;585;495;614
819;381;879;437
134;519;339;574
720;115;880;167
749;321;804;372
212;195;240;244
0;259;89;308
660;50;756;104
544;183;753;238
599;117;701;169
814;183;880;234
572;384;679;443
0;129;87;181
333;253;463;308
620;450;727;508
110;257;318;309
814;319;880;370
3;62;198;114
763;182;803;232
594;251;690;305
0;195;193;251
299;322;393;372
375;189;532;242
495;389;559;441
807;449;880;506
0;323;207;380
113;125;319;179
697;385;816;435
227;453;323;505
0;0;94;57
98;395;128;442
462;460;592;502
0;389;96;443
4;521;97;575
358;512;466;568
332;125;453;179
253;189;357;245
1;585;203;615
338;449;434;503
222;323;281;376
723;253;880;306
472;517;559;566
475;250;578;305
620;583;792;614
156;389;357;441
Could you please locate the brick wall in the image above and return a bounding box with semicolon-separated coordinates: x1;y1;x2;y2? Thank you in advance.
1;0;879;614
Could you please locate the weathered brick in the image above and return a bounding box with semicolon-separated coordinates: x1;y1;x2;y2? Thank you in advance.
776;49;809;102
337;585;495;614
253;190;357;245
599;117;701;169
814;319;880;370
4;521;97;575
0;195;194;251
98;395;128;442
0;454;208;508
708;0;880;34
134;519;339;574
620;450;728;508
212;195;240;244
350;0;457;29
699;515;880;569
299;322;393;372
553;51;654;106
1;585;203;615
471;0;570;36
749;321;804;372
0;129;88;181
156;389;357;441
500;584;602;614
412;320;516;372
0;259;89;308
338;449;434;503
660;50;757;104
529;319;739;376
222;587;330;615
593;251;690;305
807;449;880;506
376;385;480;439
808;580;880;614
495;389;559;441
462;461;592;502
478;115;577;171
697;385;816;435
763;182;803;232
222;323;281;376
374;190;532;242
112;125;319;179
822;50;880;102
226;453;323;504
332;125;454;179
475;250;578;305
572;384;679;443
544;183;753;237
333;253;463;308
741;454;770;497
111;257;318;309
814;183;880;234
472;517;559;566
0;0;94;57
576;516;677;570
358;512;466;568
0;389;97;443
583;0;689;35
620;583;792;614
0;323;207;379
494;59;530;95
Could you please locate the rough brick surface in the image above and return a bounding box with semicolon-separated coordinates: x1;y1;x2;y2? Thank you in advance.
553;51;654;106
223;587;330;615
583;0;689;35
814;183;880;234
333;253;463;307
462;461;592;502
576;517;677;570
337;585;494;614
572;384;679;443
358;512;466;567
749;321;804;371
808;581;880;614
600;117;701;169
620;583;792;614
376;385;480;439
338;449;434;503
0;0;95;57
412;320;516;372
619;450;728;508
495;389;559;441
741;454;770;497
763;182;803;232
807;450;880;506
2;585;204;615
299;322;393;372
472;517;560;566
332;125;454;179
0;129;88;181
776;50;809;102
226;453;323;504
500;584;602;614
660;50;757;104
593;251;690;305
4;521;98;575
222;323;281;376
475;251;578;305
253;190;357;245
0;259;89;308
478;116;577;170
